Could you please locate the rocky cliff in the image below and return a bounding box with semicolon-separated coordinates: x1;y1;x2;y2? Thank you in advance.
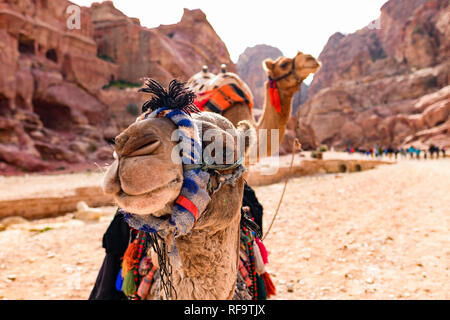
298;0;450;150
0;0;235;173
90;1;235;84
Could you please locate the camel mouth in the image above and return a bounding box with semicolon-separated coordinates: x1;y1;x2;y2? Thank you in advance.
115;175;183;216
306;61;321;71
118;137;161;158
125;140;161;158
117;176;182;200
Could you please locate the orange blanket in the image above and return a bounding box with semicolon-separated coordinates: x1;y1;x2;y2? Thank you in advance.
194;83;254;114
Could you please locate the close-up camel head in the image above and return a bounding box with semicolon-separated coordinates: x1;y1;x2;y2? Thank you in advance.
103;79;255;234
263;51;321;92
102;79;257;299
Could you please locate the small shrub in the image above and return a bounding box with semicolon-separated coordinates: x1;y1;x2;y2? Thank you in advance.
103;79;141;90
126;103;140;116
97;54;115;63
319;145;328;153
87;142;98;153
39;227;52;233
311;151;323;160
412;25;426;36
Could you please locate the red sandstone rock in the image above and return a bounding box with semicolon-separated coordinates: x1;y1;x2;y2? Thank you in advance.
237;45;284;109
90;2;235;84
298;0;450;150
0;0;236;173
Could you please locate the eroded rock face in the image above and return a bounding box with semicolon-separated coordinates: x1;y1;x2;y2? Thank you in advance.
0;0;235;173
0;0;119;173
90;2;235;84
237;45;283;110
298;0;450;150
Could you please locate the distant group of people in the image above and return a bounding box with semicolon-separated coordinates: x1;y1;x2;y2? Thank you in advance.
346;144;447;160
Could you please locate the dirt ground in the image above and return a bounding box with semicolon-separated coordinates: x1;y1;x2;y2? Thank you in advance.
0;158;448;300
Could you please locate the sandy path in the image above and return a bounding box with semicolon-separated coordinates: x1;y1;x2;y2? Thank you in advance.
0;171;104;201
0;159;448;300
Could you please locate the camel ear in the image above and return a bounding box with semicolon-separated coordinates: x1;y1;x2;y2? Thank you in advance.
297;51;304;56
236;120;257;157
263;59;275;71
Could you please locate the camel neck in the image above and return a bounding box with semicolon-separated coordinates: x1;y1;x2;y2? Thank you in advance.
251;82;297;158
261;81;295;124
170;216;240;299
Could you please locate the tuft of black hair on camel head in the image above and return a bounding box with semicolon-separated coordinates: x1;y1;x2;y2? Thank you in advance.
139;79;200;114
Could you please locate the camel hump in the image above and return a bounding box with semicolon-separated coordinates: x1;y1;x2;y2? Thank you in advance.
187;70;215;93
188;70;253;103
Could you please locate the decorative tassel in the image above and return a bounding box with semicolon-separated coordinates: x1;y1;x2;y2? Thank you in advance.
122;238;140;277
138;256;153;276
238;259;253;288
253;240;266;275
261;272;276;298
122;270;137;297
256;274;267;300
115;268;124;292
137;266;157;300
269;80;282;113
255;238;269;265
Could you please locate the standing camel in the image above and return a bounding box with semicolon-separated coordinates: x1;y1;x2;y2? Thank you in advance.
188;51;321;159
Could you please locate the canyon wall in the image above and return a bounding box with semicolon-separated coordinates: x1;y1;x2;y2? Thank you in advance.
297;0;449;150
0;0;235;173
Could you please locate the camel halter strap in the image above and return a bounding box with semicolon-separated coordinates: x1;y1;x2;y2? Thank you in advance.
267;55;301;114
184;157;246;195
268;55;302;85
183;157;243;172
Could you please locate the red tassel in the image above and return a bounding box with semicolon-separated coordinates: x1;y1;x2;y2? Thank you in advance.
261;272;276;298
269;80;282;113
255;238;268;265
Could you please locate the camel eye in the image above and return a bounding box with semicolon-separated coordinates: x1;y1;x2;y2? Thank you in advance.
281;61;289;69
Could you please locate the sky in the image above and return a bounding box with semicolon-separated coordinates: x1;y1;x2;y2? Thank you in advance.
73;0;388;82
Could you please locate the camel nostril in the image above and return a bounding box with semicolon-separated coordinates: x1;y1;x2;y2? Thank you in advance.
114;134;129;155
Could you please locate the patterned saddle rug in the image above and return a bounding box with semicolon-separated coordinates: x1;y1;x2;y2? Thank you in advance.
188;70;254;114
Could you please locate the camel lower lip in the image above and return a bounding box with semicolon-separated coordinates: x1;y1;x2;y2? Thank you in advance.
117;177;182;199
307;63;319;69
